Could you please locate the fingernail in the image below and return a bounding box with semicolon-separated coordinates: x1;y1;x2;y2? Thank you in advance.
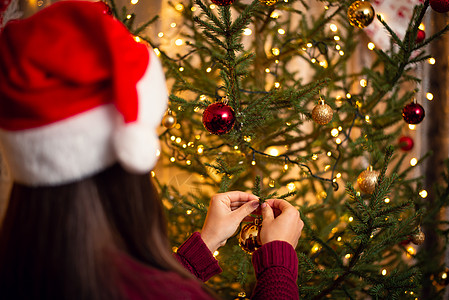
261;203;267;208
251;201;260;208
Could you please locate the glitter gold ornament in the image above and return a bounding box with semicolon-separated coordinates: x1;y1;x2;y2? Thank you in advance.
238;218;262;254
312;99;334;125
162;109;177;129
412;226;425;245
357;166;379;194
259;0;277;5
347;0;375;29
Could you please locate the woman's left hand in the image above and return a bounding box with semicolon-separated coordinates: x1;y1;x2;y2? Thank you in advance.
201;191;260;253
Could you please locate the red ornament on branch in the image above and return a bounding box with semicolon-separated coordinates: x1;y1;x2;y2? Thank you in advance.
416;29;425;44
398;136;414;151
210;0;236;6
202;100;236;135
402;102;425;124
430;0;449;13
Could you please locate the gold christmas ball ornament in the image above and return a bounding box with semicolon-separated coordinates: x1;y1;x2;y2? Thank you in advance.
238;218;262;254
312;99;334;125
259;0;277;5
347;0;375;29
412;227;425;245
162;110;177;129
357;167;379;194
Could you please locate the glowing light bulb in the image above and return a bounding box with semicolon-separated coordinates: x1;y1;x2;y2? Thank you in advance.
243;28;252;36
312;154;318;160
331;128;339;137
278;28;285;35
175;39;183;46
330;24;338;32
206;67;212;73
186;160;192;165
131;0;138;4
382;269;387;276
158;32;164;38
272;48;280;56
334;36;340;41
170;157;176;162
287;182;296;191
175;3;184;10
409;124;416;130
426;92;434;100
360;79;367;87
367;42;375;50
428;57;436;65
419;189;428;198
410;158;418;166
384;198;390;203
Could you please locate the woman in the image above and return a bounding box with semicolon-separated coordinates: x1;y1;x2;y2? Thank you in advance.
0;1;303;299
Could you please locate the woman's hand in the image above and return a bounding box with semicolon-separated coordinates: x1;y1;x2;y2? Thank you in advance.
201;191;260;253
259;199;303;248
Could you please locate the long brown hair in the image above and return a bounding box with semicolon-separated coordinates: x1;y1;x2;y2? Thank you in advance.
0;163;195;300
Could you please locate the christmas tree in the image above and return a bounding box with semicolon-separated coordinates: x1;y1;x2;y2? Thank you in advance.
111;0;449;298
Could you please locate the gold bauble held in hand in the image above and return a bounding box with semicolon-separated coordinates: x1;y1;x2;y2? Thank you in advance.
357;166;379;194
347;0;375;29
312;99;333;125
238;218;262;254
162;109;177;129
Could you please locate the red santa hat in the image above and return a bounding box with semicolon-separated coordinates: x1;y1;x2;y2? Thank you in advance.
0;0;167;186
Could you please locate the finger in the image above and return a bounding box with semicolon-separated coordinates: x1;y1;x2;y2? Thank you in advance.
220;191;259;204
233;200;260;221
261;202;274;222
265;199;294;212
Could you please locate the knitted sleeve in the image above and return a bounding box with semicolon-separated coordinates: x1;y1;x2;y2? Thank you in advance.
175;232;222;282
251;241;299;300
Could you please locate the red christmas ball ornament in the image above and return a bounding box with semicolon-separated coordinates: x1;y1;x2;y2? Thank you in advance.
210;0;236;6
402;102;425;124
416;29;426;44
203;102;236;135
430;0;449;13
398;136;414;151
97;1;113;15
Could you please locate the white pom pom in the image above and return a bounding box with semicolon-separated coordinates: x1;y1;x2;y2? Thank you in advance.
113;122;159;173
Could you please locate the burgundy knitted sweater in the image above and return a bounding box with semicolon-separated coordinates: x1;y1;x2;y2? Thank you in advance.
121;232;299;299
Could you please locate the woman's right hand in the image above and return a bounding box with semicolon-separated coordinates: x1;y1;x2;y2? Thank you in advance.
259;199;303;248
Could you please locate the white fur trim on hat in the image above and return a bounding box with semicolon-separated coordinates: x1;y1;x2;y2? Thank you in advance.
0;105;117;186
